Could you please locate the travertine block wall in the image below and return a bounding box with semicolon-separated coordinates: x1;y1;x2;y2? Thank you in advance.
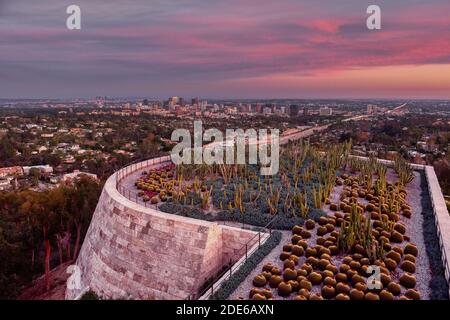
65;166;257;300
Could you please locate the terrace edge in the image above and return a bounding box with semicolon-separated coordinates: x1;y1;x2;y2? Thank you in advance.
65;156;259;300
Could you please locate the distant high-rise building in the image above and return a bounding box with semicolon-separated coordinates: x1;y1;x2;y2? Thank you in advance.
289;105;300;117
191;97;199;106
263;107;272;114
319;107;332;116
169;96;180;104
367;104;377;114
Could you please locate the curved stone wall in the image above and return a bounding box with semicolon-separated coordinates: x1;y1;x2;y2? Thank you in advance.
65;158;257;300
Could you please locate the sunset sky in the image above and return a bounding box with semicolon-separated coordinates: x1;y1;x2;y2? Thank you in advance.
1;0;450;99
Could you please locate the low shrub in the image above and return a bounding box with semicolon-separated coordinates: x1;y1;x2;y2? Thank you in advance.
79;290;100;300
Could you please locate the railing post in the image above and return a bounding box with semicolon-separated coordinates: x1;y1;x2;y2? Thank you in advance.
258;232;261;248
245;244;248;261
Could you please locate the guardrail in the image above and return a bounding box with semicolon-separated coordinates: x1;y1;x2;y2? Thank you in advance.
424;166;450;297
115;155;172;208
188;216;277;300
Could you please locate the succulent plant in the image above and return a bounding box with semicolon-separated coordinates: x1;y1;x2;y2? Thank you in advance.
301;263;313;274
269;275;283;288
305;247;317;257
351;274;365;286
288;280;300;292
393;223;406;235
253;274;267;287
300;229;312;239
335;293;350;300
323;277;337;287
297;240;308;250
260;288;273;299
251;293;267;300
403;254;416;263
308;272;323;285
306;257;319;268
399;273;416;288
317;259;329;271
291;235;302;245
280;252;291;261
321;285;336;299
385;250;401;264
384;258;397;271
336;282;351;294
278;282;293;297
354;282;368;293
364;292;380;300
325;264;339;275
329;245;339;256
349;289;364;300
320;253;331;261
404;243;418;257
283;268;298;281
299;279;313;291
340;263;351;273
150;196;159;204
309;293;324;300
390;230;404;243
291;245;305;257
380;273;392;287
379;290;394;300
292;225;303;235
298;288;310;299
262;263;274;273
317;226;328;236
297;268;308;277
335;273;348;283
305;219;316;230
271;267;282;275
405;289;420;300
284;259;296;270
400;260;416;273
249;288;261;299
387;282;401;296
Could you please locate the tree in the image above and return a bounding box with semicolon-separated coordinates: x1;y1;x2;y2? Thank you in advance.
67;177;101;261
0;137;16;164
29;168;41;186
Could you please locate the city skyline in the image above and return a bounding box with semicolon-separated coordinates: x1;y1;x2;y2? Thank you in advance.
1;0;450;99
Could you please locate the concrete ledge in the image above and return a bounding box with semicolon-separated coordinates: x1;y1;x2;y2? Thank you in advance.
425;166;450;296
66;156;258;300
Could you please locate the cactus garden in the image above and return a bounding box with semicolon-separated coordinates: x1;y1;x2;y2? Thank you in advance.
233;156;448;300
141;141;354;229
132;141;448;300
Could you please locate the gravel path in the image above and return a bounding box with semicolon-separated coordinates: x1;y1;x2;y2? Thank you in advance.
401;171;431;299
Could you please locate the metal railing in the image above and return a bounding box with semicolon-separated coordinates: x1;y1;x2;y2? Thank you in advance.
115;155;172;207
189;216;277;300
424;166;450;295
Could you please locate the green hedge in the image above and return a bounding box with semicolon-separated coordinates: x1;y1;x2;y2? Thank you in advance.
209;231;282;300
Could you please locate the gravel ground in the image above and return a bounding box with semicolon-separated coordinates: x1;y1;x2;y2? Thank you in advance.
400;171;431;299
229;231;291;300
227;169;447;300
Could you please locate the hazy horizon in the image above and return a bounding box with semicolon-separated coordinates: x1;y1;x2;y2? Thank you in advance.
1;0;450;99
